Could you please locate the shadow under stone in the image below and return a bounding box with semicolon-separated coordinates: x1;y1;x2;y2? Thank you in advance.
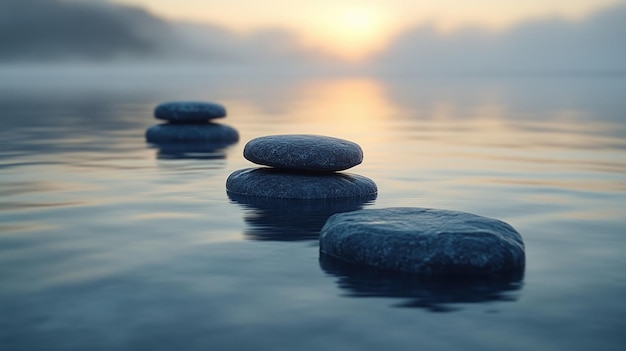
319;254;524;312
228;192;377;241
149;142;236;160
145;122;238;160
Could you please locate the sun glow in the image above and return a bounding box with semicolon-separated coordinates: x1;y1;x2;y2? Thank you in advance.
112;0;619;61
309;7;391;61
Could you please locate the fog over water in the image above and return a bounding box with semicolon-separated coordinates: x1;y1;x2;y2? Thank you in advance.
1;0;625;73
1;69;625;350
1;2;625;351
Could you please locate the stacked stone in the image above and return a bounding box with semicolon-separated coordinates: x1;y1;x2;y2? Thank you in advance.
145;101;239;144
226;134;377;199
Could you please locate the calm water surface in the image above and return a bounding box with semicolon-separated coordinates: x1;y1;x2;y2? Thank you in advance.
1;68;625;350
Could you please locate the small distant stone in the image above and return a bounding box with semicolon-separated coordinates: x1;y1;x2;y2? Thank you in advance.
154;102;226;123
226;167;377;199
146;123;239;143
320;208;525;275
244;134;363;172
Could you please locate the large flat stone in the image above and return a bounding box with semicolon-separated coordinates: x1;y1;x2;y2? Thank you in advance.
154;102;226;123
146;123;239;144
320;207;525;275
226;167;377;199
243;134;363;172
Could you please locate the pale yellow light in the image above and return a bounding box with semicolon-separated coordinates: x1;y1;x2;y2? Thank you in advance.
113;0;622;59
304;7;391;61
342;8;379;35
293;78;392;138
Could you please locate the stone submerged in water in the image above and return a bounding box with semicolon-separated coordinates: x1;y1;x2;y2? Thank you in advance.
145;123;239;143
244;134;363;172
154;102;226;123
226;167;378;199
319;207;525;276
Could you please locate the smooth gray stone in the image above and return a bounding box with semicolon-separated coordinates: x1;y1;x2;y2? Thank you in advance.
320;208;525;275
154;102;226;123
244;134;363;172
145;123;239;143
226;167;378;199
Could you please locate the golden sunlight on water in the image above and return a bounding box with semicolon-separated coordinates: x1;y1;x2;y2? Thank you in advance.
288;78;394;137
225;77;396;151
218;76;626;201
297;79;624;199
1;71;625;350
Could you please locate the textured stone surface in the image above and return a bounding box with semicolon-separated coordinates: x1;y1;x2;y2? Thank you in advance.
320;208;525;275
226;167;377;199
154;102;226;123
243;134;363;172
145;123;239;143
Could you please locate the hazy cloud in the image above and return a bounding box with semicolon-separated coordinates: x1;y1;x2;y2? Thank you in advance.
372;3;626;73
0;0;177;62
172;22;327;64
1;0;624;72
0;0;323;65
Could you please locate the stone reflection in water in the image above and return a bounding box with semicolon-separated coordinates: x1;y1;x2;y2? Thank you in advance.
228;192;377;241
149;141;237;160
320;254;524;312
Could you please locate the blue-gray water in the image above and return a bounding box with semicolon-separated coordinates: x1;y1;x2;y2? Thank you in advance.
1;67;625;350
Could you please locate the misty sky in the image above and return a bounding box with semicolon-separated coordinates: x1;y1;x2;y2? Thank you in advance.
1;0;624;72
115;0;620;32
109;0;622;56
